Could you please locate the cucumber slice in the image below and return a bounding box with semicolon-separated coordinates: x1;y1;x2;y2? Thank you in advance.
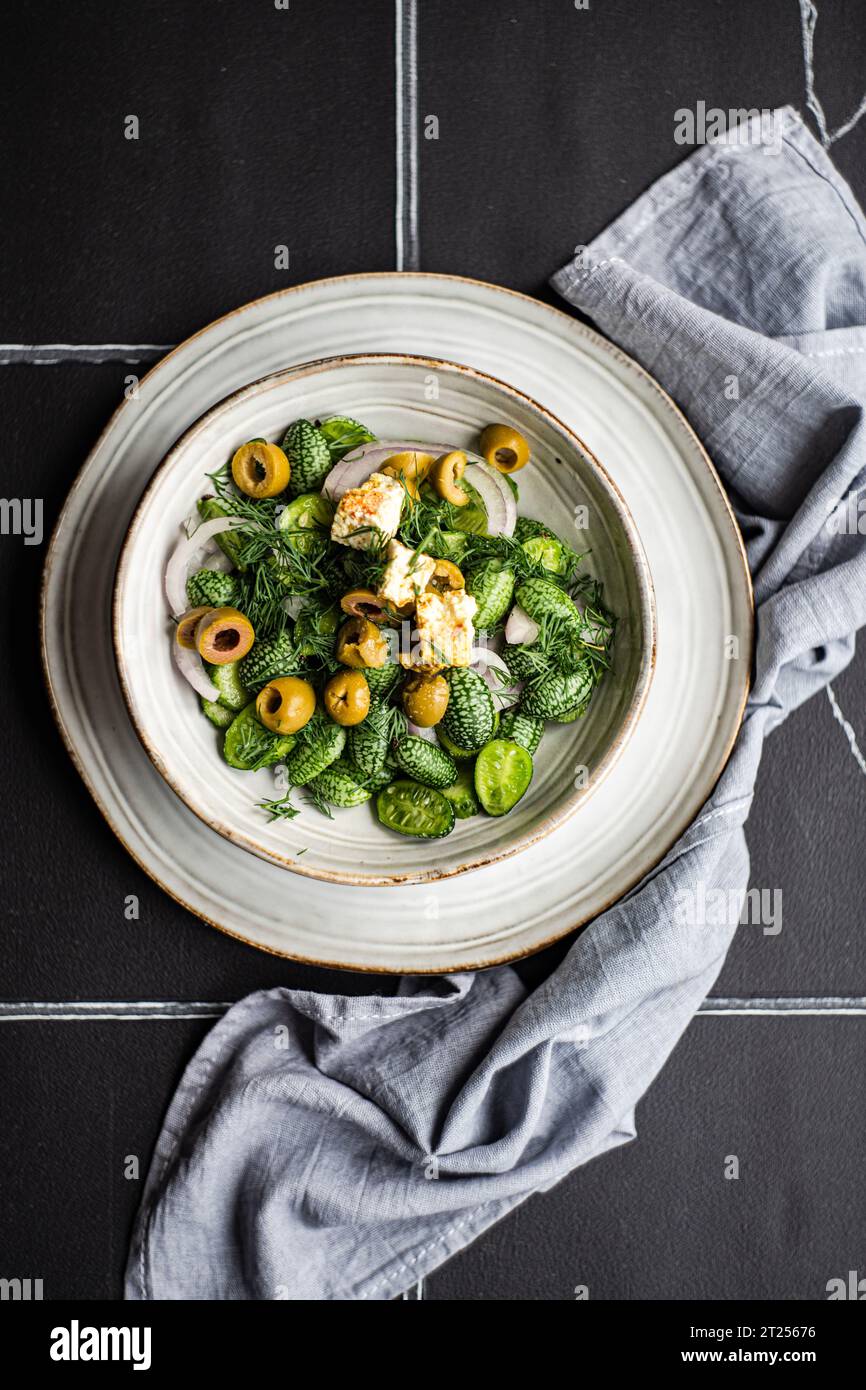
201;697;235;729
205;660;249;711
277;492;335;555
441;766;479;819
474;739;533;816
317;416;376;461
223;703;296;771
376;780;456;839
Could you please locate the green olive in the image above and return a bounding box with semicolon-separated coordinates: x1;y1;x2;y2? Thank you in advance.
324;670;370;727
479;423;530;474
340;588;388;622
256;676;316;735
401;672;450;728
335;616;388;669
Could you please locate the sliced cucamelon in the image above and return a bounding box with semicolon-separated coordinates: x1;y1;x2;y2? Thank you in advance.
474;739;533;816
198;496;248;571
466;560;515;631
201;697;235;729
515;577;581;632
392;735;458;790
317;416;376;461
441;765;479;819
283;718;346;786
376;780;456;839
186;568;239;609
440;667;496;753
521;666;594;719
307;758;372;808
205;660;249;712
522;534;574;579
277;492;335;555
238;630;299;692
223;703;296;771
281;419;331;497
498;709;544;754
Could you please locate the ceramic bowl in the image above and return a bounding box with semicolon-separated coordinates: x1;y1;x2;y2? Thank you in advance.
113;353;655;885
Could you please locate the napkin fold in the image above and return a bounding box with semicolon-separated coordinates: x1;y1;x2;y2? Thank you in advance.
126;108;866;1300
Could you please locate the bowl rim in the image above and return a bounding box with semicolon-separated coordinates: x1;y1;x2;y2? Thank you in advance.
113;351;657;886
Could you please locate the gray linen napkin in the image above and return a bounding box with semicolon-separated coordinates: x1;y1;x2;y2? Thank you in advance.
126;107;866;1300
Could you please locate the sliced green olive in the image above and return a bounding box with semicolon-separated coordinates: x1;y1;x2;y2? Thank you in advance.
430;450;469;505
340;588;388;623
479;423;530;474
335;616;389;669
231;440;291;498
196;607;255;665
426;558;465;595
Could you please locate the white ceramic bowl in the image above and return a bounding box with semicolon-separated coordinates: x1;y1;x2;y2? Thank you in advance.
113;354;655;886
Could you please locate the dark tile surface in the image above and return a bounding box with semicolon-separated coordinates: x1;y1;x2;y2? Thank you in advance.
0;1020;210;1300
418;0;866;297
426;1017;866;1300
0;0;396;343
1;1015;862;1301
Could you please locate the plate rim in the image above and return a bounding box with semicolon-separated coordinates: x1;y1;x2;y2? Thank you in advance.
40;271;754;971
112;349;657;886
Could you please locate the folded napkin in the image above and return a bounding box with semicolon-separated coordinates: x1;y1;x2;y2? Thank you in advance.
126;108;866;1300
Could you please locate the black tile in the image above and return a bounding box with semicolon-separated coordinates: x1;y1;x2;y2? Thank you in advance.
2;1014;862;1300
715;643;866;997
425;1016;866;1300
0;0;396;343
418;0;866;295
0;1019;210;1300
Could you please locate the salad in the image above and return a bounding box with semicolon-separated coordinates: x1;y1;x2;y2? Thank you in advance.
166;414;615;839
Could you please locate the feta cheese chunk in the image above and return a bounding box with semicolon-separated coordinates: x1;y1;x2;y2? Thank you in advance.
330;472;404;551
409;589;477;669
379;539;437;611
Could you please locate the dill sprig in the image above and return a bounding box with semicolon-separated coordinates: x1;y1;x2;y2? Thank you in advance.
259;792;300;822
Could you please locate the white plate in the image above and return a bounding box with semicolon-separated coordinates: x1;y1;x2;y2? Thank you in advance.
114;353;655;885
41;274;752;972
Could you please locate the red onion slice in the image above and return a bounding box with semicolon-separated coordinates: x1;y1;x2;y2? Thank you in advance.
172;639;220;701
165;516;244;616
463;461;516;537
504;604;540;645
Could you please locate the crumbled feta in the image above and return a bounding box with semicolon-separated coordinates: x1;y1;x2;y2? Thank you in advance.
409;589;477;669
378;539;437;610
330;472;404;551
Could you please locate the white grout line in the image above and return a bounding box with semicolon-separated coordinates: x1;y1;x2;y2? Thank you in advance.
700;997;866;1016
1;998;865;1022
0;1000;233;1021
798;0;866;148
0;343;173;365
826;683;866;777
394;0;419;271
